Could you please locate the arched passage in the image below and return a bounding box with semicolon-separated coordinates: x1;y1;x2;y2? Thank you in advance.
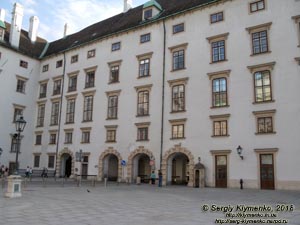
127;147;155;183
98;148;122;181
162;145;195;187
57;148;75;178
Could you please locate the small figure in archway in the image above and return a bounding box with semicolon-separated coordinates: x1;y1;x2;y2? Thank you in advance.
41;167;48;178
150;171;156;185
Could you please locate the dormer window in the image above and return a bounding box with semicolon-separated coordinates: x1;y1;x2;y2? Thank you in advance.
142;0;162;21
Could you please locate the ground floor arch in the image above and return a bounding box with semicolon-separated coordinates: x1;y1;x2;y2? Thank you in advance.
56;148;74;178
98;147;122;181
162;144;195;187
127;146;155;183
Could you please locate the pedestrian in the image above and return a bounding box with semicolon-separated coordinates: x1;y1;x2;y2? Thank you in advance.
29;167;33;181
0;165;4;177
158;170;163;187
4;167;8;178
150;171;156;185
25;166;30;178
41;167;48;178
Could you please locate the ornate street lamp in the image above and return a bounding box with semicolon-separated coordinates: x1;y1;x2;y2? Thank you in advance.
236;145;244;160
14;116;26;174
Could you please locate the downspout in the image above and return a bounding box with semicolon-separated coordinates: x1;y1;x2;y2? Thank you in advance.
159;19;166;172
54;52;66;178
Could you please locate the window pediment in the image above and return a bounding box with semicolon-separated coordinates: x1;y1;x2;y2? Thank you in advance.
247;61;276;73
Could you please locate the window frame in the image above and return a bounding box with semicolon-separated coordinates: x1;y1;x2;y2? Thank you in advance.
206;33;229;64
140;33;151;43
49;132;57;145
33;155;40;168
209;114;230;137
16;76;28;94
253;109;276;135
107;95;119;119
173;23;185;34
71;54;78;63
19;60;28;69
42;64;49;72
56;60;63;68
249;0;265;13
254;70;272;103
65;98;76;124
35;134;42;145
291;15;300;47
81;130;91;144
36;103;45;127
85;70;95;88
135;122;150;141
105;125;118;143
39;82;48;98
168;77;189;113
87;49;96;58
52;78;62;96
48;155;55;168
64;131;73;144
169;119;186;140
171;84;185;112
50;101;60;126
144;8;153;20
83;95;94;122
112;42;121;52
68;74;77;92
168;43;188;72
210;11;224;24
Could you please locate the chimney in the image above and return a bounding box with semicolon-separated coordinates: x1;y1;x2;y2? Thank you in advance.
9;3;24;48
0;9;5;22
29;16;39;42
64;23;69;38
123;0;132;13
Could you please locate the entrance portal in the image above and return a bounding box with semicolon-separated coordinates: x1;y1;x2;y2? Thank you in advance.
215;155;227;188
167;153;189;185
260;154;275;190
61;153;72;177
103;154;119;181
132;154;151;183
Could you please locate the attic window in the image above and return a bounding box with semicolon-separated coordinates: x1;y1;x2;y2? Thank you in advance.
144;9;152;20
20;60;28;69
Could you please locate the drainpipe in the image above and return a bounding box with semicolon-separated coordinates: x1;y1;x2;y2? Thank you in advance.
159;19;166;172
54;52;66;178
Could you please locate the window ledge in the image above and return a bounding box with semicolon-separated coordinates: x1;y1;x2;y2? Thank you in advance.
106;118;118;120
50;124;59;127
210;105;230;109
108;81;120;85
67;90;77;93
170;137;186;140
136;114;150;117
64;142;72;145
171;68;186;72
252;100;275;105
49;143;56;145
34;144;42;146
211;135;230;138
136;139;150;142
170;110;186;114
65;122;75;125
36;126;44;128
80;142;90;144
255;132;276;135
210;59;228;64
137;75;151;79
84;86;95;89
82;120;93;123
105;141;117;143
250;51;272;56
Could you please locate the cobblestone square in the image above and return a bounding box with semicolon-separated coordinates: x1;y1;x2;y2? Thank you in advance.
1;181;300;225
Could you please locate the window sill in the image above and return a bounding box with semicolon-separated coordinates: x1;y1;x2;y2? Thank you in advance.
137;75;151;79
36;126;44;128
49;143;56;145
170;110;186;114
67;90;77;93
255;132;276;135
252;100;275;105
136;114;150;117
50;124;59;126
64;142;72;145
108;81;120;85
170;137;186;140
34;144;42;146
250;51;272;56
65;122;75;125
210;59;228;64
80;142;90;144
211;135;230;138
39;96;47;99
170;68;186;72
136;139;150;142
210;105;230;109
84;86;95;89
106;118;118;120
82;120;93;123
105;141;117;143
52;93;61;96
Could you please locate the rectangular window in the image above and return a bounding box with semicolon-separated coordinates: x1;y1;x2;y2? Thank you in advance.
137;91;149;116
144;9;152;20
49;133;56;144
13;108;23;122
11;135;19;153
107;96;118;119
71;55;78;63
42;64;49;72
53;79;62;95
213;121;227;136
112;42;121;51
20;60;28;68
106;130;116;142
68;75;77;92
172;124;184;139
83;96;93;122
109;66;119;83
254;71;271;102
252;30;268;54
212;78;227;107
210;12;223;23
56;60;63;68
173;23;184;34
39;83;47;98
34;155;40;168
137;127;148;141
212;40;225;62
16;79;26;93
87;49;96;58
50;102;60;125
258;117;273;133
173;50;185;70
66;99;75;124
37;104;45;127
250;0;265;13
85;71;95;88
65;132;73;144
140;33;151;43
139;59;150;77
48;155;55;168
82;131;90;143
172;85;185;112
35;134;42;145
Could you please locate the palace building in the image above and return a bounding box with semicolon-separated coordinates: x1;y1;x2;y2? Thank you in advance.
0;0;299;190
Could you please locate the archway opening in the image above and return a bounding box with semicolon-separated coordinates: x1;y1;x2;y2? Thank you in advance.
103;154;119;181
132;153;151;183
167;153;189;185
61;153;72;178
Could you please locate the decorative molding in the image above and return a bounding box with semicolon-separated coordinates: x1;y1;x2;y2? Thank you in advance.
210;150;232;154
245;22;272;33
107;60;122;66
247;61;276;73
13;103;26;109
136;52;153;59
167;77;189;86
135;122;151;127
81;90;96;96
16;75;29;81
38;78;49;84
80;127;92;131
168;43;188;51
134;84;153;91
65;93;78;99
52;75;63;80
84;65;98;72
206;32;229;42
67;70;80;76
50;97;61;102
254;148;279;153
209;114;230;120
105;125;118;129
106;89;121;96
207;69;231;80
169;118;187;123
252;109;276;115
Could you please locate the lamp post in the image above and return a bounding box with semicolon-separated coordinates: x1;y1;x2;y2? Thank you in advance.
14;116;27;174
75;149;83;186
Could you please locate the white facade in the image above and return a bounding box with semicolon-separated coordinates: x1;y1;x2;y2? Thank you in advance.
0;0;300;190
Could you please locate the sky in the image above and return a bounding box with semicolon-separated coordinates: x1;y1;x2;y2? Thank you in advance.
1;0;146;41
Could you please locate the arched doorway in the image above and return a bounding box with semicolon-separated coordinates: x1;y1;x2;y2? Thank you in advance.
127;147;155;183
103;154;119;181
61;153;72;177
98;148;122;181
162;145;195;187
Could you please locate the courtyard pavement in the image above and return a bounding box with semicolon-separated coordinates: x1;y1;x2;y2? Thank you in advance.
0;179;300;225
